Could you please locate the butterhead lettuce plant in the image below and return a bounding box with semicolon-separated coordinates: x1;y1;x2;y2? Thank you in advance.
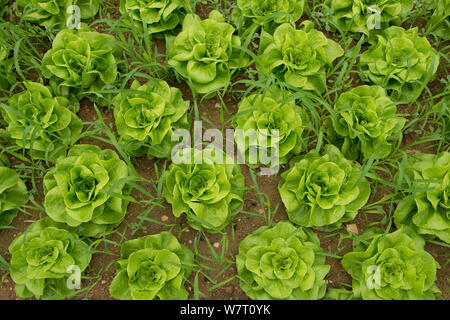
341;228;441;300
236;221;330;300
41;28;121;103
163;148;245;232
110;231;194;300
359;26;440;103
120;0;192;34
0;166;27;227
8;217;92;299
232;88;307;167
394;151;450;243
166;10;248;94
113;78;190;159
257;21;344;93
44;144;131;237
327;85;406;161
425;0;450;40
2;81;82;162
231;0;306;33
323;0;413;35
16;0;102;29
279;144;371;230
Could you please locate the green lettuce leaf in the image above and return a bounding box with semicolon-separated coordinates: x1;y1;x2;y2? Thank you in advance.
0;41;14;90
232;88;307;167
425;0;450;40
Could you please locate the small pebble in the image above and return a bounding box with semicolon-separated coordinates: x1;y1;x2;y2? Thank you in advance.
101;280;106;285
161;215;169;222
214;103;221;109
213;242;220;248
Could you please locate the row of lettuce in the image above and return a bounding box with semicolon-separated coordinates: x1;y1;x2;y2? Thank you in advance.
0;0;448;300
0;10;445;162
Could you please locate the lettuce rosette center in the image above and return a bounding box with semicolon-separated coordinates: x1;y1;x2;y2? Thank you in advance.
110;232;194;300
0;166;28;227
